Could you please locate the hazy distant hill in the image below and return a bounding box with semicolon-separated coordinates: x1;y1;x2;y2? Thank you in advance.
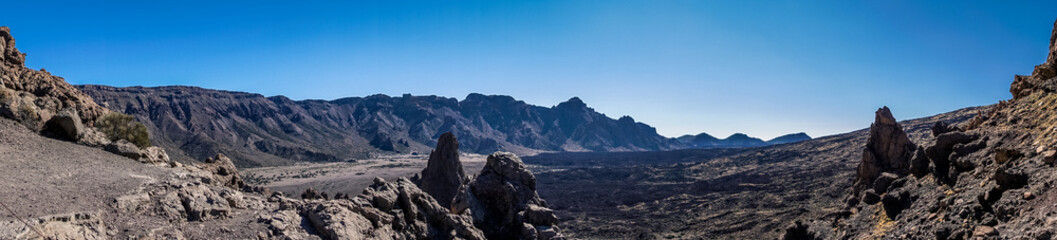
79;85;682;167
676;132;811;148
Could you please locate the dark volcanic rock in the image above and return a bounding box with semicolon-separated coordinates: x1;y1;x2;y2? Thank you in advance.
417;132;467;209
780;221;820;240
458;152;564;240
854;107;916;194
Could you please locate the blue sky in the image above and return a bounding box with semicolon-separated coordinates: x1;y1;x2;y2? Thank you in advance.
3;1;1056;139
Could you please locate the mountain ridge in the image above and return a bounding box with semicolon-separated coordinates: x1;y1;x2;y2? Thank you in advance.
676;131;811;148
78;84;686;167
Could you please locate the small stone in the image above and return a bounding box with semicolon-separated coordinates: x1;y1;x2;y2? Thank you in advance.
1043;150;1057;165
973;226;997;237
1024;191;1036;200
862;189;881;205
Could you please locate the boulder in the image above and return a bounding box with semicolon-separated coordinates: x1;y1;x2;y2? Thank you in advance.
909;147;929;177
881;189;911;219
926;131;978;183
1042;150;1057;165
862;189;881;205
417;132;467;209
993;166;1028;190
872;172;899;194
43;108;83;141
462;152;564;240
140;146;170;164
104;140;142;159
780;220;819;240
854;107;917;194
301;188;328;200
198;153;248;190
522;204;559;226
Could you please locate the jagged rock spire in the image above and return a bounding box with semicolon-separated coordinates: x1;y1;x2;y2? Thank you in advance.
418;132;466;209
854;106;916;194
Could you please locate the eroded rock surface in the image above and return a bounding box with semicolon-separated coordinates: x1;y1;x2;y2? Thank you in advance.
853;106;917;194
457;152;565;240
0;26;108;131
417;132;467;209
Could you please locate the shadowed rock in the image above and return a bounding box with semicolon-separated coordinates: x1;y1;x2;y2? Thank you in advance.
417;132;466;209
456;152;565;240
854;107;917;194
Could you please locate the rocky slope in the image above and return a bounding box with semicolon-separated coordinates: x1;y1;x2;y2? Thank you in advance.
676;132;812;149
528;106;981;239
78;85;682;167
786;18;1057;239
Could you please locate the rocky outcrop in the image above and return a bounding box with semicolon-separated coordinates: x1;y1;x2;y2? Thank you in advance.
455;152;565;240
1009;19;1057;99
0;26;108;131
417;132;467;209
261;177;487;240
197;153;248;190
853;107;916;194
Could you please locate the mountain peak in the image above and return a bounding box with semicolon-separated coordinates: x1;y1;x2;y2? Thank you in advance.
557;97;587;108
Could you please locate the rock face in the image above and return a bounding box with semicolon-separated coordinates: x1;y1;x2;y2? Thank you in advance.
456;152;565;240
1010;19;1057;99
0;26;108;132
78;85;683;167
853;106;916;194
417;132;467;209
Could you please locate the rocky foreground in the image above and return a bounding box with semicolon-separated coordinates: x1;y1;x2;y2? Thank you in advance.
0;26;565;239
785;19;1057;239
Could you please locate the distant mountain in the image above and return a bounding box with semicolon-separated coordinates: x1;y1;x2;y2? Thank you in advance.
766;132;812;145
676;132;811;149
78;85;681;167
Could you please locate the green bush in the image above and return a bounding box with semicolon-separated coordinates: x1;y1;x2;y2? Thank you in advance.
96;112;151;148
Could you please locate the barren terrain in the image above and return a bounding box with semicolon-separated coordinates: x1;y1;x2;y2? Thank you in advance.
244;153;487;196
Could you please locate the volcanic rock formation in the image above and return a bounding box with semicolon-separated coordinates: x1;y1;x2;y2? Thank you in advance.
853;107;917;194
455;152;565;240
416;132;468;209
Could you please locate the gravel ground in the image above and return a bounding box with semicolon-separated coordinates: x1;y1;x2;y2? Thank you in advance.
0;118;169;221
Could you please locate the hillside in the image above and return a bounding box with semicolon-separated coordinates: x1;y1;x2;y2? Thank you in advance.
528;106;982;239
785;19;1057;239
79;85;682;167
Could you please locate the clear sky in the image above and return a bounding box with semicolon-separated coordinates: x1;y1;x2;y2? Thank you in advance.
3;1;1056;139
